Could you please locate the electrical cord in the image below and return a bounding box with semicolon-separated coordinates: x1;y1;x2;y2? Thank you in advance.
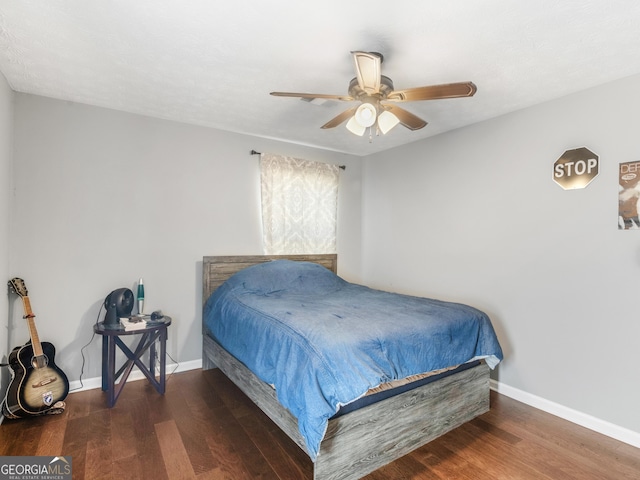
151;335;180;385
69;305;103;392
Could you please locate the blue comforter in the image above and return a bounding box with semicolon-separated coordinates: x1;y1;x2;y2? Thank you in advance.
203;260;503;461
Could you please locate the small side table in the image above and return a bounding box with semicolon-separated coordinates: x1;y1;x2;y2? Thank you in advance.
94;317;171;407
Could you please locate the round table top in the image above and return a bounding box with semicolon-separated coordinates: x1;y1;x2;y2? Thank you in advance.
94;316;171;335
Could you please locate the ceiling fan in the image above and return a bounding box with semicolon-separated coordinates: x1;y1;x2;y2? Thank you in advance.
270;51;477;137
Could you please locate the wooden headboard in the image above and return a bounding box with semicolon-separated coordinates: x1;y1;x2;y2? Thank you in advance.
202;254;338;305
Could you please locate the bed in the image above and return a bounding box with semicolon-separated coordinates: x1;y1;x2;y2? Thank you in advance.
202;254;502;480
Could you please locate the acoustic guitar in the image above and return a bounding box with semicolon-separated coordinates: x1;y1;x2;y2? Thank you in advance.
1;278;68;418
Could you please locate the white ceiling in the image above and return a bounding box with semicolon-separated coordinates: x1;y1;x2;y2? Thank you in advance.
1;1;640;156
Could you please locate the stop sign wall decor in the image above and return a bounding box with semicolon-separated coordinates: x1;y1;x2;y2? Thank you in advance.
553;147;599;190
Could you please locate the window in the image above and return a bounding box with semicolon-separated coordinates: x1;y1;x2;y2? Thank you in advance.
260;153;340;254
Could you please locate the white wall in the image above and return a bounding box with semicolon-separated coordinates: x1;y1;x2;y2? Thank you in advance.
362;74;640;438
0;73;12;396
10;94;362;383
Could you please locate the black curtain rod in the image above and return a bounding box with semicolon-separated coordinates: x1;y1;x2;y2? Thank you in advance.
250;150;346;170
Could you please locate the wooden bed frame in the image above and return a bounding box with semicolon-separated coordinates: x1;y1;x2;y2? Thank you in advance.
202;254;490;480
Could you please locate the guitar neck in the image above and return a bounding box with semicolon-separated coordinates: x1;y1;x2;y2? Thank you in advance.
21;296;44;358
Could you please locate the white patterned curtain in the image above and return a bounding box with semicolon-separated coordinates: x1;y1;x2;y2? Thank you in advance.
260;153;340;254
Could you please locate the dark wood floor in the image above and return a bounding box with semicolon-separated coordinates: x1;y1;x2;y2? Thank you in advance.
1;368;638;479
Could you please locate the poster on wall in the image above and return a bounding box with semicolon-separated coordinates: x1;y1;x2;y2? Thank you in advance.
618;161;640;229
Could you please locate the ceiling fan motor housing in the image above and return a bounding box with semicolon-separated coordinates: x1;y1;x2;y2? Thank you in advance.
348;76;394;100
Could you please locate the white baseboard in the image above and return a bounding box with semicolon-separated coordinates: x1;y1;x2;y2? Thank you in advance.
68;358;203;393
490;379;640;449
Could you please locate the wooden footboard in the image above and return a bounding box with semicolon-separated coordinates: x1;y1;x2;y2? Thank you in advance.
317;359;489;480
203;334;490;480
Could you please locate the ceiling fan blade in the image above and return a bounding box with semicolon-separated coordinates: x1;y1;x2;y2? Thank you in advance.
351;51;382;95
387;82;477;102
321;106;359;129
270;92;354;101
383;104;427;130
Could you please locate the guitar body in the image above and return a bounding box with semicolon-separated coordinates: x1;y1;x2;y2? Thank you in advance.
2;341;69;418
2;278;69;419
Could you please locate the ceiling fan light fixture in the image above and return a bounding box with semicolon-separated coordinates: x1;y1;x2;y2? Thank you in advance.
377;110;400;134
354;102;377;127
346;115;366;136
